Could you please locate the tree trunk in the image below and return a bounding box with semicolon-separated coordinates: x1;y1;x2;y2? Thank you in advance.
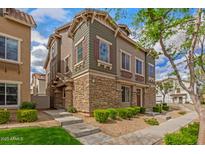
198;109;205;144
163;95;165;104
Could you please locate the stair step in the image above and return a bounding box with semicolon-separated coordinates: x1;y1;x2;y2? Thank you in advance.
55;116;83;126
77;132;112;145
63;123;101;138
53;112;72;118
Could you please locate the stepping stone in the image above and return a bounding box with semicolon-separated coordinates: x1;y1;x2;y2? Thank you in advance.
78;132;112;145
63;123;101;137
55;116;83;126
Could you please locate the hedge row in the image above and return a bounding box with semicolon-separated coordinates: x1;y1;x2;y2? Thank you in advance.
94;106;145;123
0;109;38;124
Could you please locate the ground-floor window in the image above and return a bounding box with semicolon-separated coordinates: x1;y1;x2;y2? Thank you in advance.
0;83;18;106
121;86;130;103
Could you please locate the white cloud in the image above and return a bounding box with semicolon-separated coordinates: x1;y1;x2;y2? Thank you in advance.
30;8;69;23
31;30;48;45
31;45;48;74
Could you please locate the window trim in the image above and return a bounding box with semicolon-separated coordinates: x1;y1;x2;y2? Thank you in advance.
96;35;112;45
75;37;84;65
0;80;21;108
121;85;131;103
148;63;155;79
120;49;131;72
0;32;22;63
99;38;111;63
135;57;144;76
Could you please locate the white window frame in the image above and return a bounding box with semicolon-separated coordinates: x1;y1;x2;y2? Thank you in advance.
0;80;21;108
121;85;131;103
98;38;111;64
120;49;131;72
74;36;84;65
148;63;155;78
135;57;144;76
0;32;22;64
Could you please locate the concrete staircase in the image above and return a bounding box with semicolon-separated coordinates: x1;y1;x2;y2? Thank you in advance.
44;109;111;144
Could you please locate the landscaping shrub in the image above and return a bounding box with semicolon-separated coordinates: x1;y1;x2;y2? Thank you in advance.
107;108;117;120
17;110;38;122
164;122;199;145
126;108;134;119
140;107;146;114
20;102;36;109
67;106;77;113
153;105;162;113
162;105;169;111
144;118;159;125
0;109;10;124
117;108;129;119
201;101;205;105
94;109;109;123
130;106;141;115
162;103;167;106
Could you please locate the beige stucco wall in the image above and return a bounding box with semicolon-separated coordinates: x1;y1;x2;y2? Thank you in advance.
0;16;31;106
116;37;146;83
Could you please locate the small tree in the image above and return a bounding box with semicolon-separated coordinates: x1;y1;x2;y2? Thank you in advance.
156;81;173;103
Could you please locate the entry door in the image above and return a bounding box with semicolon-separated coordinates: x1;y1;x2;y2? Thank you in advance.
179;97;183;104
136;88;142;106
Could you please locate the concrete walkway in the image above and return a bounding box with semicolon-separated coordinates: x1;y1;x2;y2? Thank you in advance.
101;112;197;145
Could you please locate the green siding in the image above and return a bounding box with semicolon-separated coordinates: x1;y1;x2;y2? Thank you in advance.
72;22;90;75
89;20;117;75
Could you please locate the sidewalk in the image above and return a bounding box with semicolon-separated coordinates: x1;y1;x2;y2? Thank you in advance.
101;112;197;145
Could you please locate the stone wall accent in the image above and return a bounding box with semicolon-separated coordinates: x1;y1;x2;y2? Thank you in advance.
54;88;64;109
144;86;156;108
89;74;122;112
65;81;73;109
73;74;90;113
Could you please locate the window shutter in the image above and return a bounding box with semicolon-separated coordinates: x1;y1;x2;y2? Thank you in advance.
94;38;99;60
83;38;88;58
74;47;77;64
109;45;113;64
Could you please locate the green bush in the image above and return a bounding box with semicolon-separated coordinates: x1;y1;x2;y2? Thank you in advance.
67;106;77;113
178;111;186;115
153;105;162;113
164;122;199;145
94;109;109;123
126;108;134;119
0;109;10;124
117;108;129;119
107;108;117;120
140;107;146;114
130;106;141;115
17;110;38;122
144;118;159;125
162;105;169;111
20;102;36;109
162;103;167;106
201;101;205;105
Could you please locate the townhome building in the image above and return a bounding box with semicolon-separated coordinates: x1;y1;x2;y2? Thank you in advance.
156;77;192;104
44;9;156;114
0;8;36;108
31;73;46;96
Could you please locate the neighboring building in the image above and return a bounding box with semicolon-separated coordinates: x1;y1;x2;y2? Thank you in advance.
156;77;192;104
44;9;156;114
0;8;36;108
31;73;46;96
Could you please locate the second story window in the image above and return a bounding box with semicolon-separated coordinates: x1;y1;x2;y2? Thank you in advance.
76;41;83;63
121;51;131;71
148;63;155;78
0;36;18;62
136;58;143;75
99;40;110;63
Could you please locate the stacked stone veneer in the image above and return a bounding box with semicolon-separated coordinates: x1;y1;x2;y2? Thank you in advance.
144;86;156;108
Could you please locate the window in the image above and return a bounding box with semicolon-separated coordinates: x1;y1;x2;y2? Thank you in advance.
121;86;130;102
136;59;143;75
99;40;109;63
148;64;154;78
0;36;19;61
0;83;18;106
76;42;83;63
121;51;130;71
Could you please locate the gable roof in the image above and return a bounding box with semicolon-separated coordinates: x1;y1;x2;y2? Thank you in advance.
3;8;36;27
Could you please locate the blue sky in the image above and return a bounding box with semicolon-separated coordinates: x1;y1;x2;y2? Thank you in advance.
21;8;178;80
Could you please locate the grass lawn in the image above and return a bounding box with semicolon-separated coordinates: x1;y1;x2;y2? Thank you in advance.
0;127;82;145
